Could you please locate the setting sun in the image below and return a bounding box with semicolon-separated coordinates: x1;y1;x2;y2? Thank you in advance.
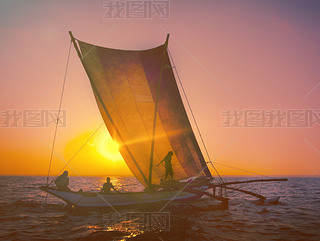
61;125;130;176
95;132;123;162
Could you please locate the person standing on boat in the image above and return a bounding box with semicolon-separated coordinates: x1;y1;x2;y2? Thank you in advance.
101;177;119;193
157;151;174;180
54;170;71;191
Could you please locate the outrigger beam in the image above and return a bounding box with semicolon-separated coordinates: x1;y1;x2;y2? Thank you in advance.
186;187;229;208
221;178;288;186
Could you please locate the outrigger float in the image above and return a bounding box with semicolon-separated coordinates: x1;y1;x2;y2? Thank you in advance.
40;32;287;209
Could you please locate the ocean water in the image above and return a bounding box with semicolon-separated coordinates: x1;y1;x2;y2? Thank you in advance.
0;176;319;241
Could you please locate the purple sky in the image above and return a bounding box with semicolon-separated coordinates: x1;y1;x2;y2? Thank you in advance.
0;0;319;176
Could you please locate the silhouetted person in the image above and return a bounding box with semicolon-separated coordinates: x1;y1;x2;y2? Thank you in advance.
101;177;119;193
157;151;174;180
54;170;71;191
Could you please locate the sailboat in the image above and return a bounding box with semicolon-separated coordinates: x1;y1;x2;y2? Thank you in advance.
40;32;287;208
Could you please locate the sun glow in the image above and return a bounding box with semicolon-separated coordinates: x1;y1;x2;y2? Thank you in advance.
95;134;123;162
61;126;130;176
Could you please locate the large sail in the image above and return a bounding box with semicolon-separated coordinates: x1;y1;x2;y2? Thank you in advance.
77;38;212;187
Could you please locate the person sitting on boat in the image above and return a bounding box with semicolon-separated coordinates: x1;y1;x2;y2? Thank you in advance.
54;170;71;191
157;151;174;180
101;177;119;193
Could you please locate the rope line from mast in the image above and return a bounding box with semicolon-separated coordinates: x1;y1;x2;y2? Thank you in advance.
167;48;224;184
47;122;104;186
209;161;274;178
46;40;72;185
167;48;271;181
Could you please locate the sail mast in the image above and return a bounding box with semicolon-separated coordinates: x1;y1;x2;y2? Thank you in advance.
148;34;170;186
69;31;82;59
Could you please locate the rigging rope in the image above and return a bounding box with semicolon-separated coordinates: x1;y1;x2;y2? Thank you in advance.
167;48;224;184
46;40;72;185
210;161;273;178
48;122;104;186
54;123;104;179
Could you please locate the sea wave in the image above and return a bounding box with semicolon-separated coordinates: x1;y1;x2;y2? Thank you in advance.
0;176;319;240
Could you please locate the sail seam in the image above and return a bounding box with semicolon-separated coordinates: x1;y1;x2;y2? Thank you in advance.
120;53;164;184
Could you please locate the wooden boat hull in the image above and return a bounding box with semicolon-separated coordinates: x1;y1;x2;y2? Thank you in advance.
40;186;202;208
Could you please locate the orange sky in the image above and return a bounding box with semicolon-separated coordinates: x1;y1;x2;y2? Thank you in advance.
0;0;319;177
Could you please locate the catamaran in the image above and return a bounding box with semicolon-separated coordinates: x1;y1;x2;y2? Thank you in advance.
40;32;287;208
